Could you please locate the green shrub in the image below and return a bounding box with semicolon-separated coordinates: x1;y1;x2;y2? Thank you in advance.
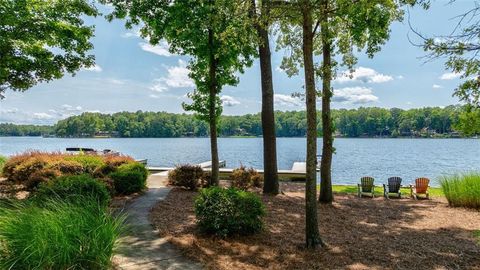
48;160;84;175
65;155;105;174
231;166;262;190
0;198;124;269
26;168;60;190
109;162;148;195
0;155;7;175
2;154;34;180
11;157;47;183
31;174;111;208
440;172;480;209
104;155;135;168
195;187;265;237
93;163;117;178
168;164;204;190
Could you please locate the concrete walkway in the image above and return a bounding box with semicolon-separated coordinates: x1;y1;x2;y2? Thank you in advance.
114;172;203;270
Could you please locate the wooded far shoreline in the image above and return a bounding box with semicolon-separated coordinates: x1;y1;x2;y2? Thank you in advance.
1;105;478;138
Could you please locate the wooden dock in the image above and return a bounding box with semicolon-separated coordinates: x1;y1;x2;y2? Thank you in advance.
148;161;311;180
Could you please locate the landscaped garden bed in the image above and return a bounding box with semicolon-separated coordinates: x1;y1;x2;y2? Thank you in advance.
0;152;148;269
151;182;480;270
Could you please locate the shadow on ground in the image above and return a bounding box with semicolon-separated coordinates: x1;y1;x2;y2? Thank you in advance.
151;186;480;270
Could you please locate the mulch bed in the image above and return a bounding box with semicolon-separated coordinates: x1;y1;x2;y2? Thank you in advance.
150;182;480;270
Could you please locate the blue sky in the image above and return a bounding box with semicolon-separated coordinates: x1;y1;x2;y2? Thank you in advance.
0;1;471;125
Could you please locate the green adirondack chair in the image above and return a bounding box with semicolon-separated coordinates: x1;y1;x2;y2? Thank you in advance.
358;176;375;198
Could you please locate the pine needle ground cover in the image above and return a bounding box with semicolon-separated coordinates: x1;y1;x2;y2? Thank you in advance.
151;182;480;269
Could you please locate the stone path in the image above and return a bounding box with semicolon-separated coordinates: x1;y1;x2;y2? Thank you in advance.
114;172;203;270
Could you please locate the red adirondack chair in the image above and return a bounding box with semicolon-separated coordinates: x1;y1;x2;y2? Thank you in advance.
410;177;430;200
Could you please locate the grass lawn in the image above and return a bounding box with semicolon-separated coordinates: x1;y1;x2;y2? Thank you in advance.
330;185;444;197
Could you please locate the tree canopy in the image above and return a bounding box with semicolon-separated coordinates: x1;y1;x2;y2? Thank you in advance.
413;1;480;107
0;0;98;98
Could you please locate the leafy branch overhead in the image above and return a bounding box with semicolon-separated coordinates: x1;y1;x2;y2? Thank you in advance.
0;0;98;98
411;1;480;107
103;0;258;120
276;0;407;85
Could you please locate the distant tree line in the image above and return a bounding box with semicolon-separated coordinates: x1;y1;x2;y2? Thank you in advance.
1;105;477;138
0;123;54;136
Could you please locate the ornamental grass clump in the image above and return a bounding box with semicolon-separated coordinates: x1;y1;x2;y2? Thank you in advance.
440;172;480;209
0;198;124;270
194;187;265;237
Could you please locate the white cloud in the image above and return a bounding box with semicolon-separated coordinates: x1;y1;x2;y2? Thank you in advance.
274;94;302;107
332;87;379;104
0;104;103;125
221;95;241;107
336;67;393;84
61;104;83;112
396;75;404;79
1;108;19;114
106;78;126;85
33;112;55;120
149;94;160;99
275;66;284;73
121;29;141;38
139;41;171;57
83;64;102;72
439;72;462;80
150;60;194;92
432;84;443;89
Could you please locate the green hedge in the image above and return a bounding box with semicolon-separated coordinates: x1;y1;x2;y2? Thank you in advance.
194;187;265;237
31;174;111;208
109;162;148;195
1;151;143;193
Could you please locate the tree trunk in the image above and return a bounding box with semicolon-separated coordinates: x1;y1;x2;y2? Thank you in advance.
302;4;325;249
318;0;333;204
208;27;219;186
251;0;279;195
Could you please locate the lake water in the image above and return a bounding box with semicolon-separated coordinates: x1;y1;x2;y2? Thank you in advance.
1;137;479;186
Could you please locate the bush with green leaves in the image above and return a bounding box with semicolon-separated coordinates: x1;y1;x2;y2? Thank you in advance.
26;168;60;190
2;151;141;192
64;155;105;174
194;187;265;237
31;174;111;208
0;198;124;269
109;162;148;195
168;164;204;190
440;172;480;209
48;160;84;175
